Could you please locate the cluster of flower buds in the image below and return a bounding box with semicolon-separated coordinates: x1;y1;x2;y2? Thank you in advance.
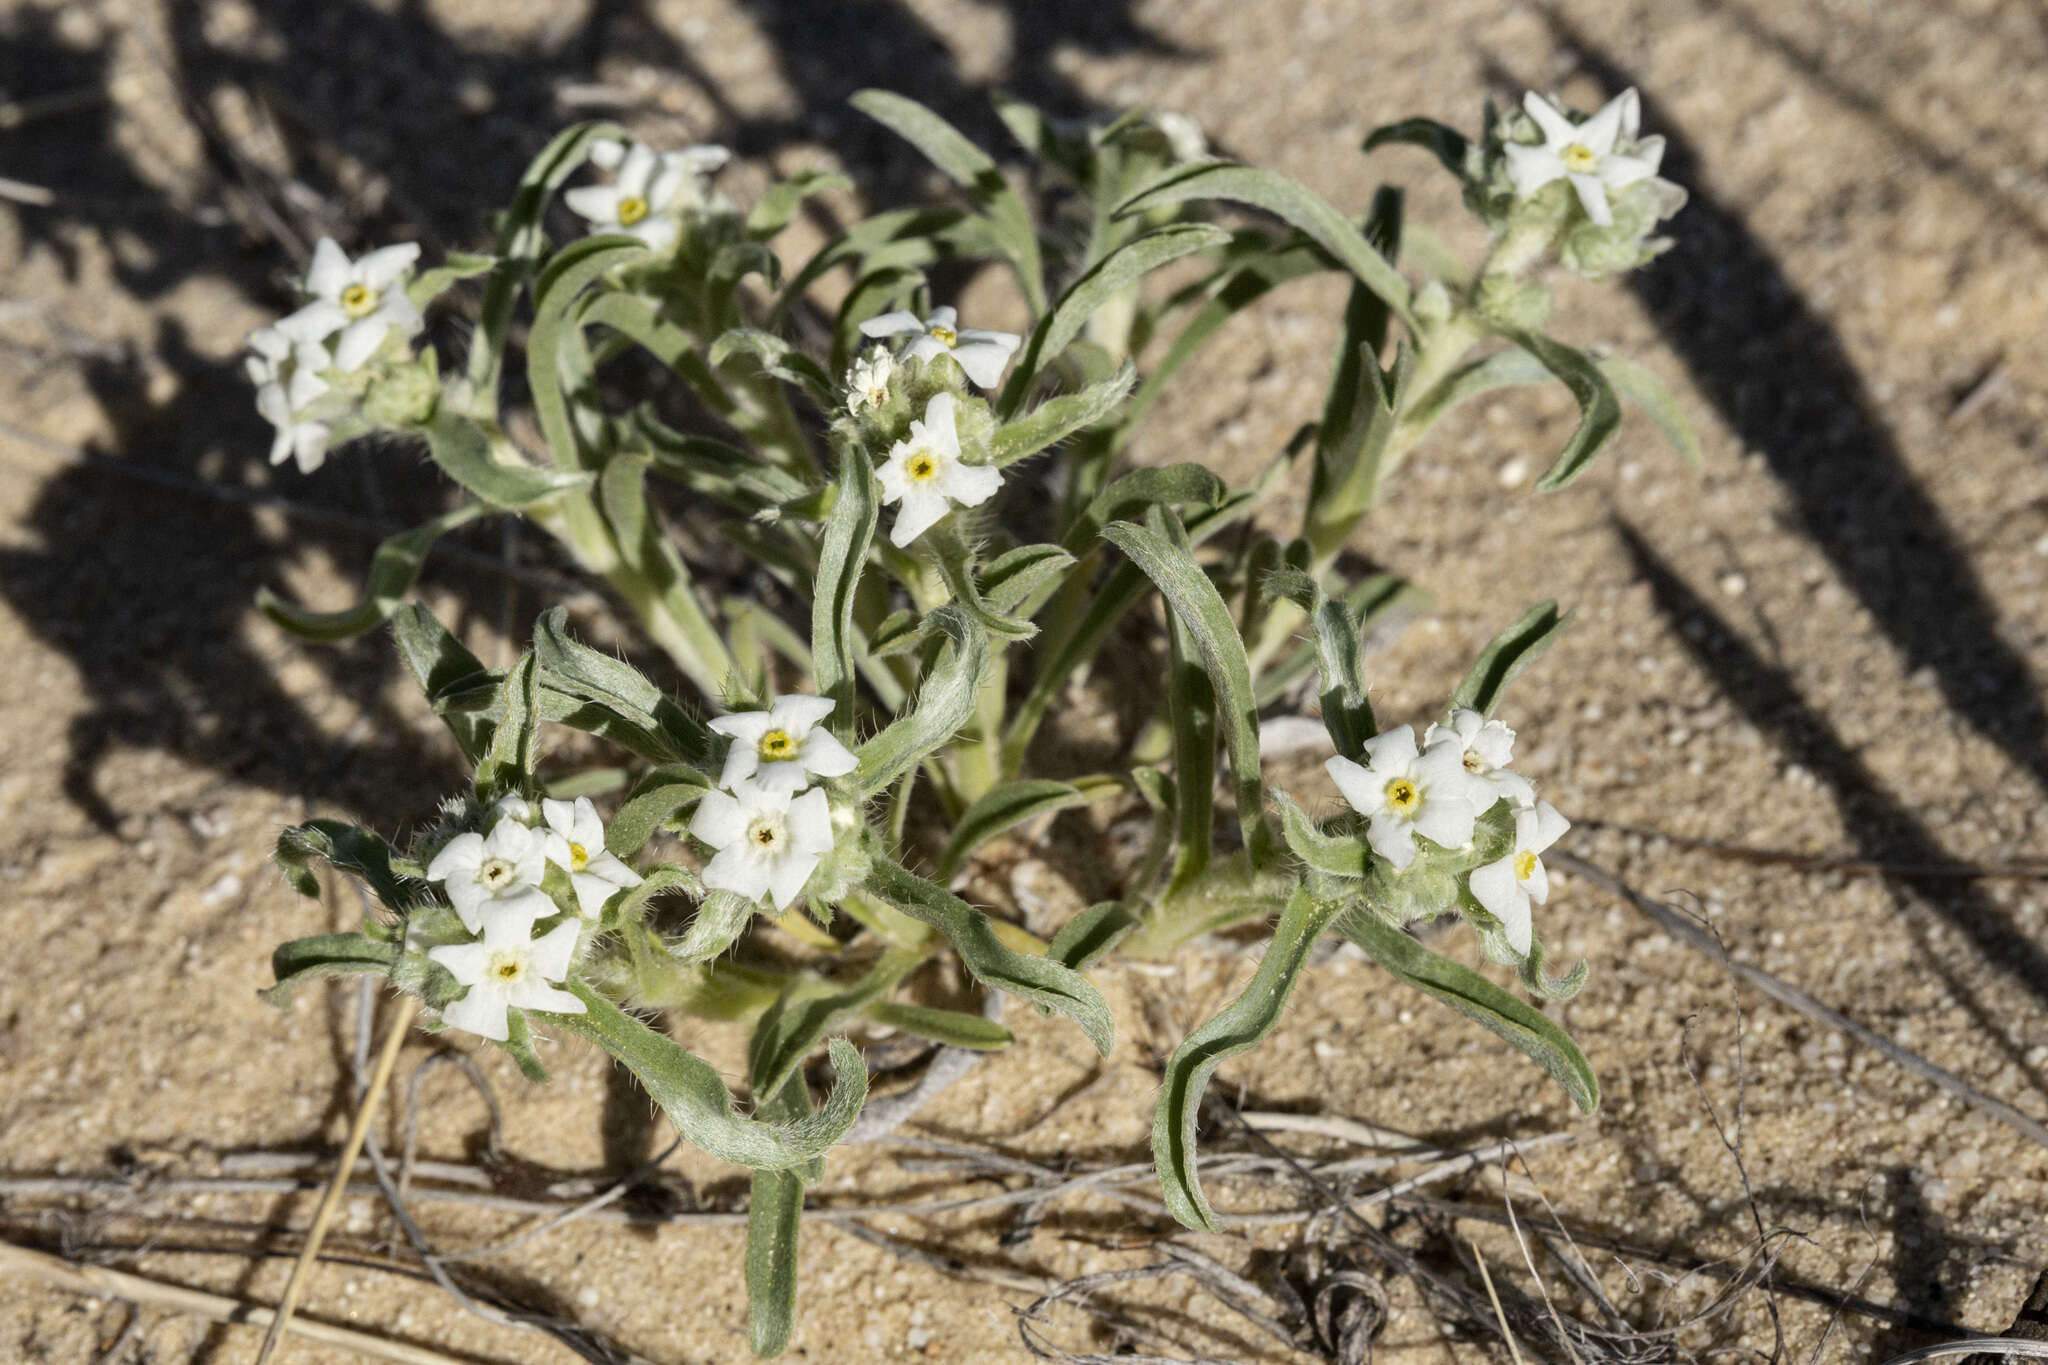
1324;708;1568;962
244;239;429;473
418;796;643;1039
566;137;733;252
689;696;857;910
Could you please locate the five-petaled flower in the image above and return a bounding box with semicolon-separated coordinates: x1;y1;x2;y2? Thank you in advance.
1467;801;1570;955
1505;89;1659;228
688;780;833;910
877;392;1002;548
539;796;644;918
858;306;1020;389
845;348;896;413
567;139;730;254
296;238;425;372
428;917;585;1041
427;819;558;936
710;695;857;796
1324;725;1482;871
246;314;337;473
1424;708;1535;811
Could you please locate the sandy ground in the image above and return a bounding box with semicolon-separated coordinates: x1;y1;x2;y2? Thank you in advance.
4;0;2048;1360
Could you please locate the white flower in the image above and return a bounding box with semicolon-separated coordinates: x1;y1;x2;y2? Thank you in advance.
1467;801;1570;956
709;694;857;796
858;306;1020;389
1505;89;1660;228
426;819;557;936
567;139;730;254
1151;110;1209;163
491;794;536;827
428;917;585;1042
297;238;424;372
845;347;896;413
246;313;336;473
1324;725;1482;871
876;392;1002;548
688;781;833;910
1423;708;1536;811
539;796;644;918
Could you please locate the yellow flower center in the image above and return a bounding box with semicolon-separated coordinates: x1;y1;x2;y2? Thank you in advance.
904;449;940;483
1561;142;1597;174
927;324;957;347
339;282;377;318
758;728;798;761
1462;750;1485;773
567;841;590;872
477;857;517;890
617;195;650;226
488;952;526;983
1514;850;1538;880
1384;778;1419;814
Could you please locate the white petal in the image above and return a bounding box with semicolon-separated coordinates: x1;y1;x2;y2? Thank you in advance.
1631;134;1667;175
441;987;510;1041
527;919;583;981
1324;754;1382;815
673;145;731;173
749;759;811;797
689;788;746;848
889;487;953;547
1412;796;1477;849
1614;87;1641;143
568;797;605;847
1468;854;1519;920
703;845;773;902
427;940;492;986
1504;142;1566;196
710;710;775;742
268;423;295;467
1359;725;1417;771
1578;90;1630;156
374;289;422;333
921;392;961;459
646;163;688;212
948;339;1013;388
955;327;1019;352
588;138;627;169
939;461;1002;508
333;318;387;373
1521;92;1578;148
285;366;329;410
504;979;585;1015
1492;770;1538;809
277;300;347;343
563;184;624;224
305;238;352;299
540;798;577;841
876;448;912;503
291;425;332;474
902;335;949;365
1467;719;1515;768
800;728;857;778
1568;173;1614;226
787;787;834;854
718;746;761;791
925;306;958;331
859;310;925;339
1414;740;1471;786
1527;800;1570;853
1523;856;1550;906
428;833;485;883
769;695;837;731
476;888;555;940
1597;153;1654;189
766;850;819;910
618;143;660;195
586;851;642;888
1365;814;1418;870
356;242;420;289
630;218;680;255
1499;887;1534;955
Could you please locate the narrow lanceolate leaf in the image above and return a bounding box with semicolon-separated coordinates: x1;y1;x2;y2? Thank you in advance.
708;328;835;404
931;531;1037;640
406;251;496;312
549;980;869;1170
745;1077;810;1358
748;950;920;1102
1046;901;1140;971
851;607;988;800
980;544;1077;616
475;651;540;798
1164;601;1216;893
937;780;1091;880
1597;354;1702;468
746;169;855;240
274;819;418;909
391;603;498;761
1153;887;1341;1229
1265;569;1375;757
1116;162;1417;333
606;766;713;858
1361;117;1473;181
1502;330;1623;491
851;89;1045;311
1103;515;1267;861
1336;910;1600;1113
863;857;1113;1057
533;606;713;762
813;446;878;720
999;224;1228;414
1274;792;1369;878
420;409;593;509
989;363;1137;467
260;933;398;1008
866;1001;1013;1050
1451;601;1568;718
527;236;654;467
259;504;486;643
1064;462;1225;552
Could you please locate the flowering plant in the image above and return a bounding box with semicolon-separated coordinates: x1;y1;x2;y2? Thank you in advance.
251;86;1688;1352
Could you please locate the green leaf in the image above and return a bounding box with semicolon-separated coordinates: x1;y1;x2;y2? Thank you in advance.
709;328;835;404
1361;118;1472;180
999;224;1228;413
980;543;1077;615
937;779;1090;880
930;530;1037;641
866;1001;1013;1050
260;933;398;1008
773;205;982;323
1046;901;1139;971
1065;462;1224;552
607;864;704;929
533;607;714;762
745;1107;806;1358
1398;346;1552;434
548;980;869;1170
1117;162;1416;333
420;409;593;509
1153;886;1341;1229
1598;354;1701;468
607;767;713;858
812;446;878;720
1451;601;1568;718
851;89;1045;311
1163;595;1216;892
989;362;1136;467
1336;910;1599;1113
406;251;496;312
1307;194;1403;538
747;169;855;240
475;651;539;798
1502;330;1623;491
862;857;1113;1057
274;819;417;910
1103;514;1267;863
391;603;498;761
749;950;920;1103
851;606;988;800
1274;792;1369;878
258;504;486;643
527;236;654;467
1265;570;1375;756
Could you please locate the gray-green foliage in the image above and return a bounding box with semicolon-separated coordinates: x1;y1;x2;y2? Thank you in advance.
250;84;1693;1353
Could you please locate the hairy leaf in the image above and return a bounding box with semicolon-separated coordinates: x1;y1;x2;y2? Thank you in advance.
1451;600;1568;718
259;504;486;643
1503;330;1623;491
